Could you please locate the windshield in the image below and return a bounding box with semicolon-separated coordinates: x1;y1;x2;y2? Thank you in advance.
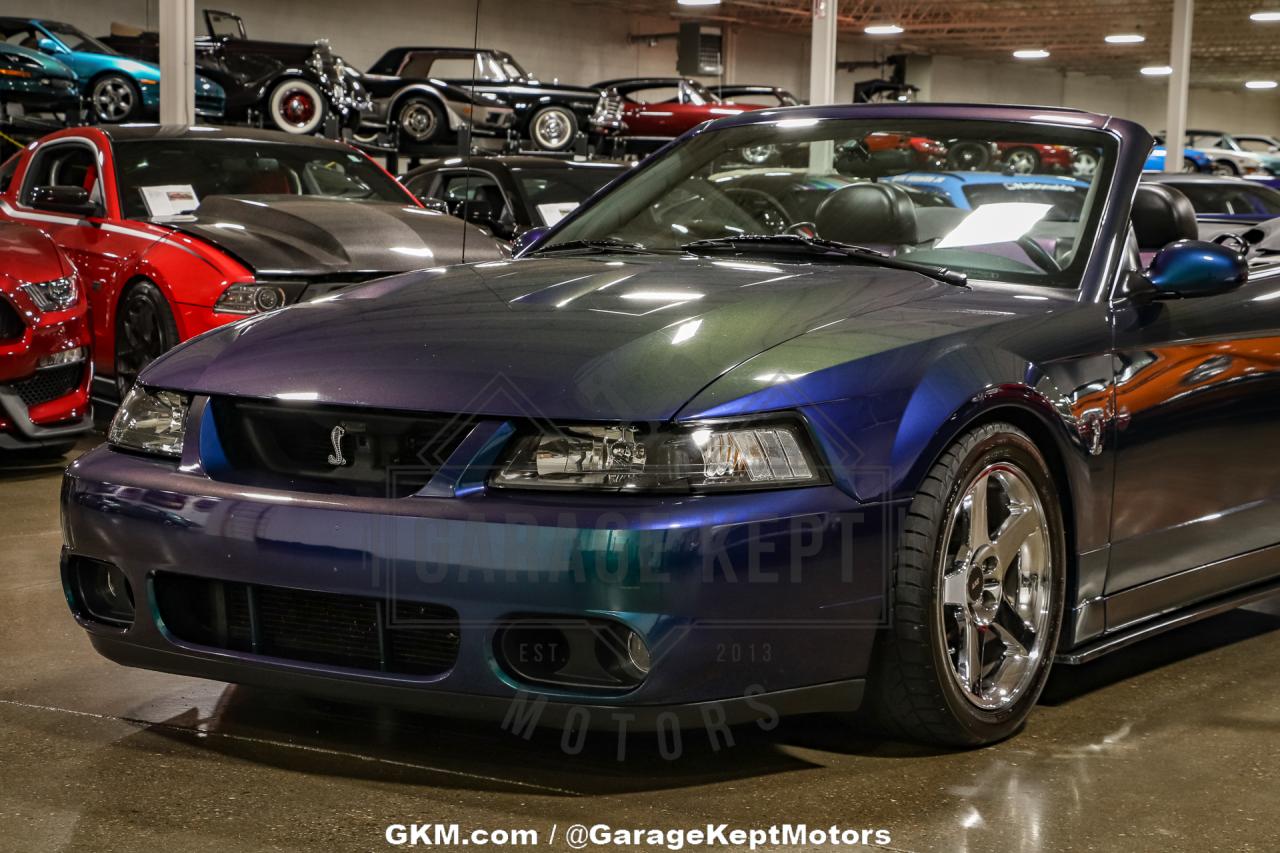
515;166;627;226
1167;181;1280;216
41;21;116;55
543;117;1114;287
115;140;410;219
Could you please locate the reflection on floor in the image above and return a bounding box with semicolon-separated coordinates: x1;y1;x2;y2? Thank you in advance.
3;436;1278;852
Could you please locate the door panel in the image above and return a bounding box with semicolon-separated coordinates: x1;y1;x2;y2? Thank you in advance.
1108;274;1280;594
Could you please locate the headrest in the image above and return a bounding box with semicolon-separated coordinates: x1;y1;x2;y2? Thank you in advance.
1133;183;1198;250
815;182;918;245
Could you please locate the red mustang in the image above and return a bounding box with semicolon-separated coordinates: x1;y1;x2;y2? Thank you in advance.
592;77;762;151
0;223;92;454
0;125;505;402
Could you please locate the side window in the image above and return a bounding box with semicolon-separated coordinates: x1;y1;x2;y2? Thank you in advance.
440;171;513;234
20;143;101;207
0;154;18;195
401;170;439;199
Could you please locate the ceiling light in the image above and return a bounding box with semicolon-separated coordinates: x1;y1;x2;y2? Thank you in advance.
864;24;904;35
1250;11;1280;21
1013;49;1050;59
1246;80;1279;89
1141;65;1174;76
1105;33;1145;43
676;0;721;5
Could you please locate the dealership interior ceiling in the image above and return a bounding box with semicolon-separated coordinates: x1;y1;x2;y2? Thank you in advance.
601;0;1280;86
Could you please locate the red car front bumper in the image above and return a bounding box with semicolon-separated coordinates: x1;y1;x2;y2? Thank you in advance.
0;287;93;450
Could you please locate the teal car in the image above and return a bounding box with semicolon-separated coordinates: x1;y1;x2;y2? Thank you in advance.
0;17;224;122
0;42;80;115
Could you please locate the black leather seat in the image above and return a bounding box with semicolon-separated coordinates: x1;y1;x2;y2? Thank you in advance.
815;182;918;246
1132;183;1198;251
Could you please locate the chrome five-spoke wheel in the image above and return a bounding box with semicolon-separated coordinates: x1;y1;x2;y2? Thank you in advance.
940;461;1052;711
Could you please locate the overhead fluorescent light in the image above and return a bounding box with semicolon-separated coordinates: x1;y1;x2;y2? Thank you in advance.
1246;80;1279;89
864;24;904;35
1141;65;1174;76
1013;49;1050;59
1250;11;1280;21
677;0;721;5
1105;33;1145;43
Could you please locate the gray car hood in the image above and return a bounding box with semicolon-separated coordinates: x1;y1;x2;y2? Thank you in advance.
168;195;507;276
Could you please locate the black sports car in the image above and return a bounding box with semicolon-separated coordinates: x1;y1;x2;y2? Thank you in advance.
101;9;369;135
401;155;631;239
366;47;621;152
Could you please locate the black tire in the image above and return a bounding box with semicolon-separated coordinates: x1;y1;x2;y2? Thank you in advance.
527;105;578;151
90;73;142;123
1183;157;1202;173
862;422;1067;747
267;78;326;135
945;140;991;171
1212;159;1239;177
395;96;448;154
114;280;179;400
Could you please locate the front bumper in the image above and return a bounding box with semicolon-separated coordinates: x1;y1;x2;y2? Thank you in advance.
60;407;894;727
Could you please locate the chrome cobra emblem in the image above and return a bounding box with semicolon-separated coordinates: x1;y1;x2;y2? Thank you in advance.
326;425;347;466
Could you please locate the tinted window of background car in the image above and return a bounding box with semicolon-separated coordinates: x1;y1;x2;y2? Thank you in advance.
113;141;409;219
516;168;624;225
1172;182;1280;216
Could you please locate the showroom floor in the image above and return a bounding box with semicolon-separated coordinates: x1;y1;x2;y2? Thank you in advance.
3;439;1278;853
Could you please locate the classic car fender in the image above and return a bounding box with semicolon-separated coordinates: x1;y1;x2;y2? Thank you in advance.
385;83;466;130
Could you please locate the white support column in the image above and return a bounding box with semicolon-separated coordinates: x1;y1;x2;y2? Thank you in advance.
1163;0;1193;173
159;0;196;126
808;0;838;172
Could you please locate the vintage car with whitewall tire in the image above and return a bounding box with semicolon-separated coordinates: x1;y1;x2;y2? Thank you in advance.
60;103;1280;747
100;10;368;135
366;47;622;152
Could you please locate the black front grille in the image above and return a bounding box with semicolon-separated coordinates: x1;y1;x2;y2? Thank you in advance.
154;573;460;676
210;398;474;498
13;364;83;407
0;297;22;341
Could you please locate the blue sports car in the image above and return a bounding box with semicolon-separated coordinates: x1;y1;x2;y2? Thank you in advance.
1143;146;1212;173
64;104;1277;746
0;17;224;122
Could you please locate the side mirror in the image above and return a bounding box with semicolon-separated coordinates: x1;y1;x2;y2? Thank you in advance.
511;225;549;256
1144;239;1247;299
460;199;494;225
29;186;99;217
417;195;450;215
37;37;62;54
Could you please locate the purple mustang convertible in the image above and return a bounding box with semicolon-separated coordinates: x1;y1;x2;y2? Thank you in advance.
62;103;1278;746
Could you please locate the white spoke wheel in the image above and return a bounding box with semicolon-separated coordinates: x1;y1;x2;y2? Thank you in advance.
528;106;577;151
91;74;140;123
862;422;1066;747
396;97;448;153
1004;147;1040;174
268;78;326;135
1071;150;1098;178
1212;160;1239;177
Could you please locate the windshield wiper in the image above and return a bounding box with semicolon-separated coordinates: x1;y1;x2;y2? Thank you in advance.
682;234;968;287
532;238;652;256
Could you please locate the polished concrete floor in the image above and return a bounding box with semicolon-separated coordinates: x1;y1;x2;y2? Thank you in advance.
3;438;1279;853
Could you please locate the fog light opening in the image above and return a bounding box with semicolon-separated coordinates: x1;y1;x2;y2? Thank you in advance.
70;556;135;628
625;629;651;676
496;616;649;692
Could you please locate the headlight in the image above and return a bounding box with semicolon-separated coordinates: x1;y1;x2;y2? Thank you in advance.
214;283;288;315
491;419;825;492
20;276;77;311
108;387;190;458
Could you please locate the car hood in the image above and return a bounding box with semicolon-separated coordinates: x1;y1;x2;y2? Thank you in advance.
143;254;1022;421
167;196;506;276
1;44;75;80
